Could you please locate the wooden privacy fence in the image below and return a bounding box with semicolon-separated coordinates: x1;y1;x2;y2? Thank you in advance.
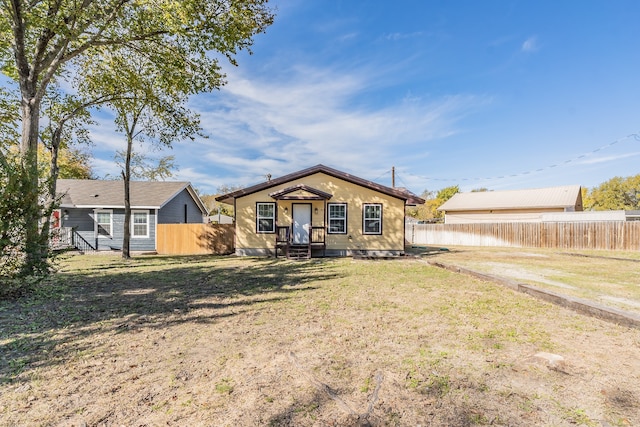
406;222;640;251
157;223;234;255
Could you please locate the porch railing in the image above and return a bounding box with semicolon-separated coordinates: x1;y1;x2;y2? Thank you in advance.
72;229;97;252
50;227;73;250
310;226;325;246
275;225;326;258
50;227;96;252
276;226;290;244
275;225;325;244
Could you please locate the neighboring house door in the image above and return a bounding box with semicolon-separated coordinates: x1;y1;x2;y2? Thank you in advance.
292;204;311;244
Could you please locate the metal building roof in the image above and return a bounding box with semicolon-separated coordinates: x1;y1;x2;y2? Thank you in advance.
438;185;582;212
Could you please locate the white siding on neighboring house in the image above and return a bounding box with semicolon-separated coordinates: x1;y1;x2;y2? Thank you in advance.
445;212;548;224
541;211;627;222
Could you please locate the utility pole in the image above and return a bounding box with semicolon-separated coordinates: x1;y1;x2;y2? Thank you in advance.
391;166;395;188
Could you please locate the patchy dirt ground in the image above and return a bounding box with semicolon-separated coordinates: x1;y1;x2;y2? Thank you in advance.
422;246;640;315
1;253;640;426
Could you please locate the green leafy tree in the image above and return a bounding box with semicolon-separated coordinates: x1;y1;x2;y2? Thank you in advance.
79;43;206;258
0;153;28;295
406;186;460;221
114;152;177;182
587;175;640;210
38;145;92;179
432;185;460;219
0;0;274;269
201;184;243;217
0;87;19;152
85;68;201;258
406;189;435;220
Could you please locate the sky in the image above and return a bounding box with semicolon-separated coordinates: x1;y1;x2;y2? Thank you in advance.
88;0;640;196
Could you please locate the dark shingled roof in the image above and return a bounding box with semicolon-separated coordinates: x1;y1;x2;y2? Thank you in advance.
57;179;208;213
215;164;425;205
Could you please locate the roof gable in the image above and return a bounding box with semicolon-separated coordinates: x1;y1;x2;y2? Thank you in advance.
57;179;208;214
438;185;582;212
216;164;425;205
269;184;333;200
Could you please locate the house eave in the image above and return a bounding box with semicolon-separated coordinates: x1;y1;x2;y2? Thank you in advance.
63;204;161;209
269;184;333;200
216;164;421;204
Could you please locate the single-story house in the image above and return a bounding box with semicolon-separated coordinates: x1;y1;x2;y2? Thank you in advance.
215;164;425;259
438;185;583;224
55;179;208;251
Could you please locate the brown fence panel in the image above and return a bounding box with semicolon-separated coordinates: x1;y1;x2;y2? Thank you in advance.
157;223;235;255
408;222;640;251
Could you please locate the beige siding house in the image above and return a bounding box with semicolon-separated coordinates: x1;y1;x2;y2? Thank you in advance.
216;165;424;258
438;185;583;224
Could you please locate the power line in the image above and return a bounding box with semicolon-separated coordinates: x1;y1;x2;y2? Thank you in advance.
370;168;391;183
405;132;640;183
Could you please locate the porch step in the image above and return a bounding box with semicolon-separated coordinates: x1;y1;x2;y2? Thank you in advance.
287;244;311;260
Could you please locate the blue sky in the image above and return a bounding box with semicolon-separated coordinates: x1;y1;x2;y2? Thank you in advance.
89;0;640;195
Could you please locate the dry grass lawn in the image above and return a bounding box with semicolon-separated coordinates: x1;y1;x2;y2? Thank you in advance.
424;246;640;315
1;252;639;426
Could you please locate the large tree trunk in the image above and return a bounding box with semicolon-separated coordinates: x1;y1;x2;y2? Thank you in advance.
19;88;46;275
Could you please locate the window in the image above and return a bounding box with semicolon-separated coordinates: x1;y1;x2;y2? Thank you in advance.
328;203;347;234
95;210;112;237
363;204;382;234
256;202;275;233
132;210;149;238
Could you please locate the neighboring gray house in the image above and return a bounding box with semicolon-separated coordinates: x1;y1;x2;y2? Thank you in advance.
56;179;208;251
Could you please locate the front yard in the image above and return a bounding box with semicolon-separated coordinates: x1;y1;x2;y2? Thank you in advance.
1;252;639;426
425;246;640;315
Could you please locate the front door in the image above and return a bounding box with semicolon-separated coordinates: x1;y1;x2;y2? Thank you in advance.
292;204;311;244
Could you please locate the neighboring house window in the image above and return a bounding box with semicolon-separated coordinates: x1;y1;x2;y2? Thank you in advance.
256;202;276;233
131;210;149;238
363;204;382;234
328;203;347;234
95;210;113;237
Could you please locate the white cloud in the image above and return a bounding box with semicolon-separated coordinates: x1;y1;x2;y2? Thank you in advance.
521;36;539;52
578;151;640;165
382;31;424;41
190;65;487;188
91;157;120;179
75;61;486;194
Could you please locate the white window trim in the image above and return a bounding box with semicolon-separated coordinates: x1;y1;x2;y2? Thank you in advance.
327;203;347;234
363;203;382;235
131;210;150;239
256;202;276;233
94;209;113;238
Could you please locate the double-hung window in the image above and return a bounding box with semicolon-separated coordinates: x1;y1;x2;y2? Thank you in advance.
256;202;276;233
95;210;112;237
131;210;149;238
328;203;347;234
363;204;382;234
